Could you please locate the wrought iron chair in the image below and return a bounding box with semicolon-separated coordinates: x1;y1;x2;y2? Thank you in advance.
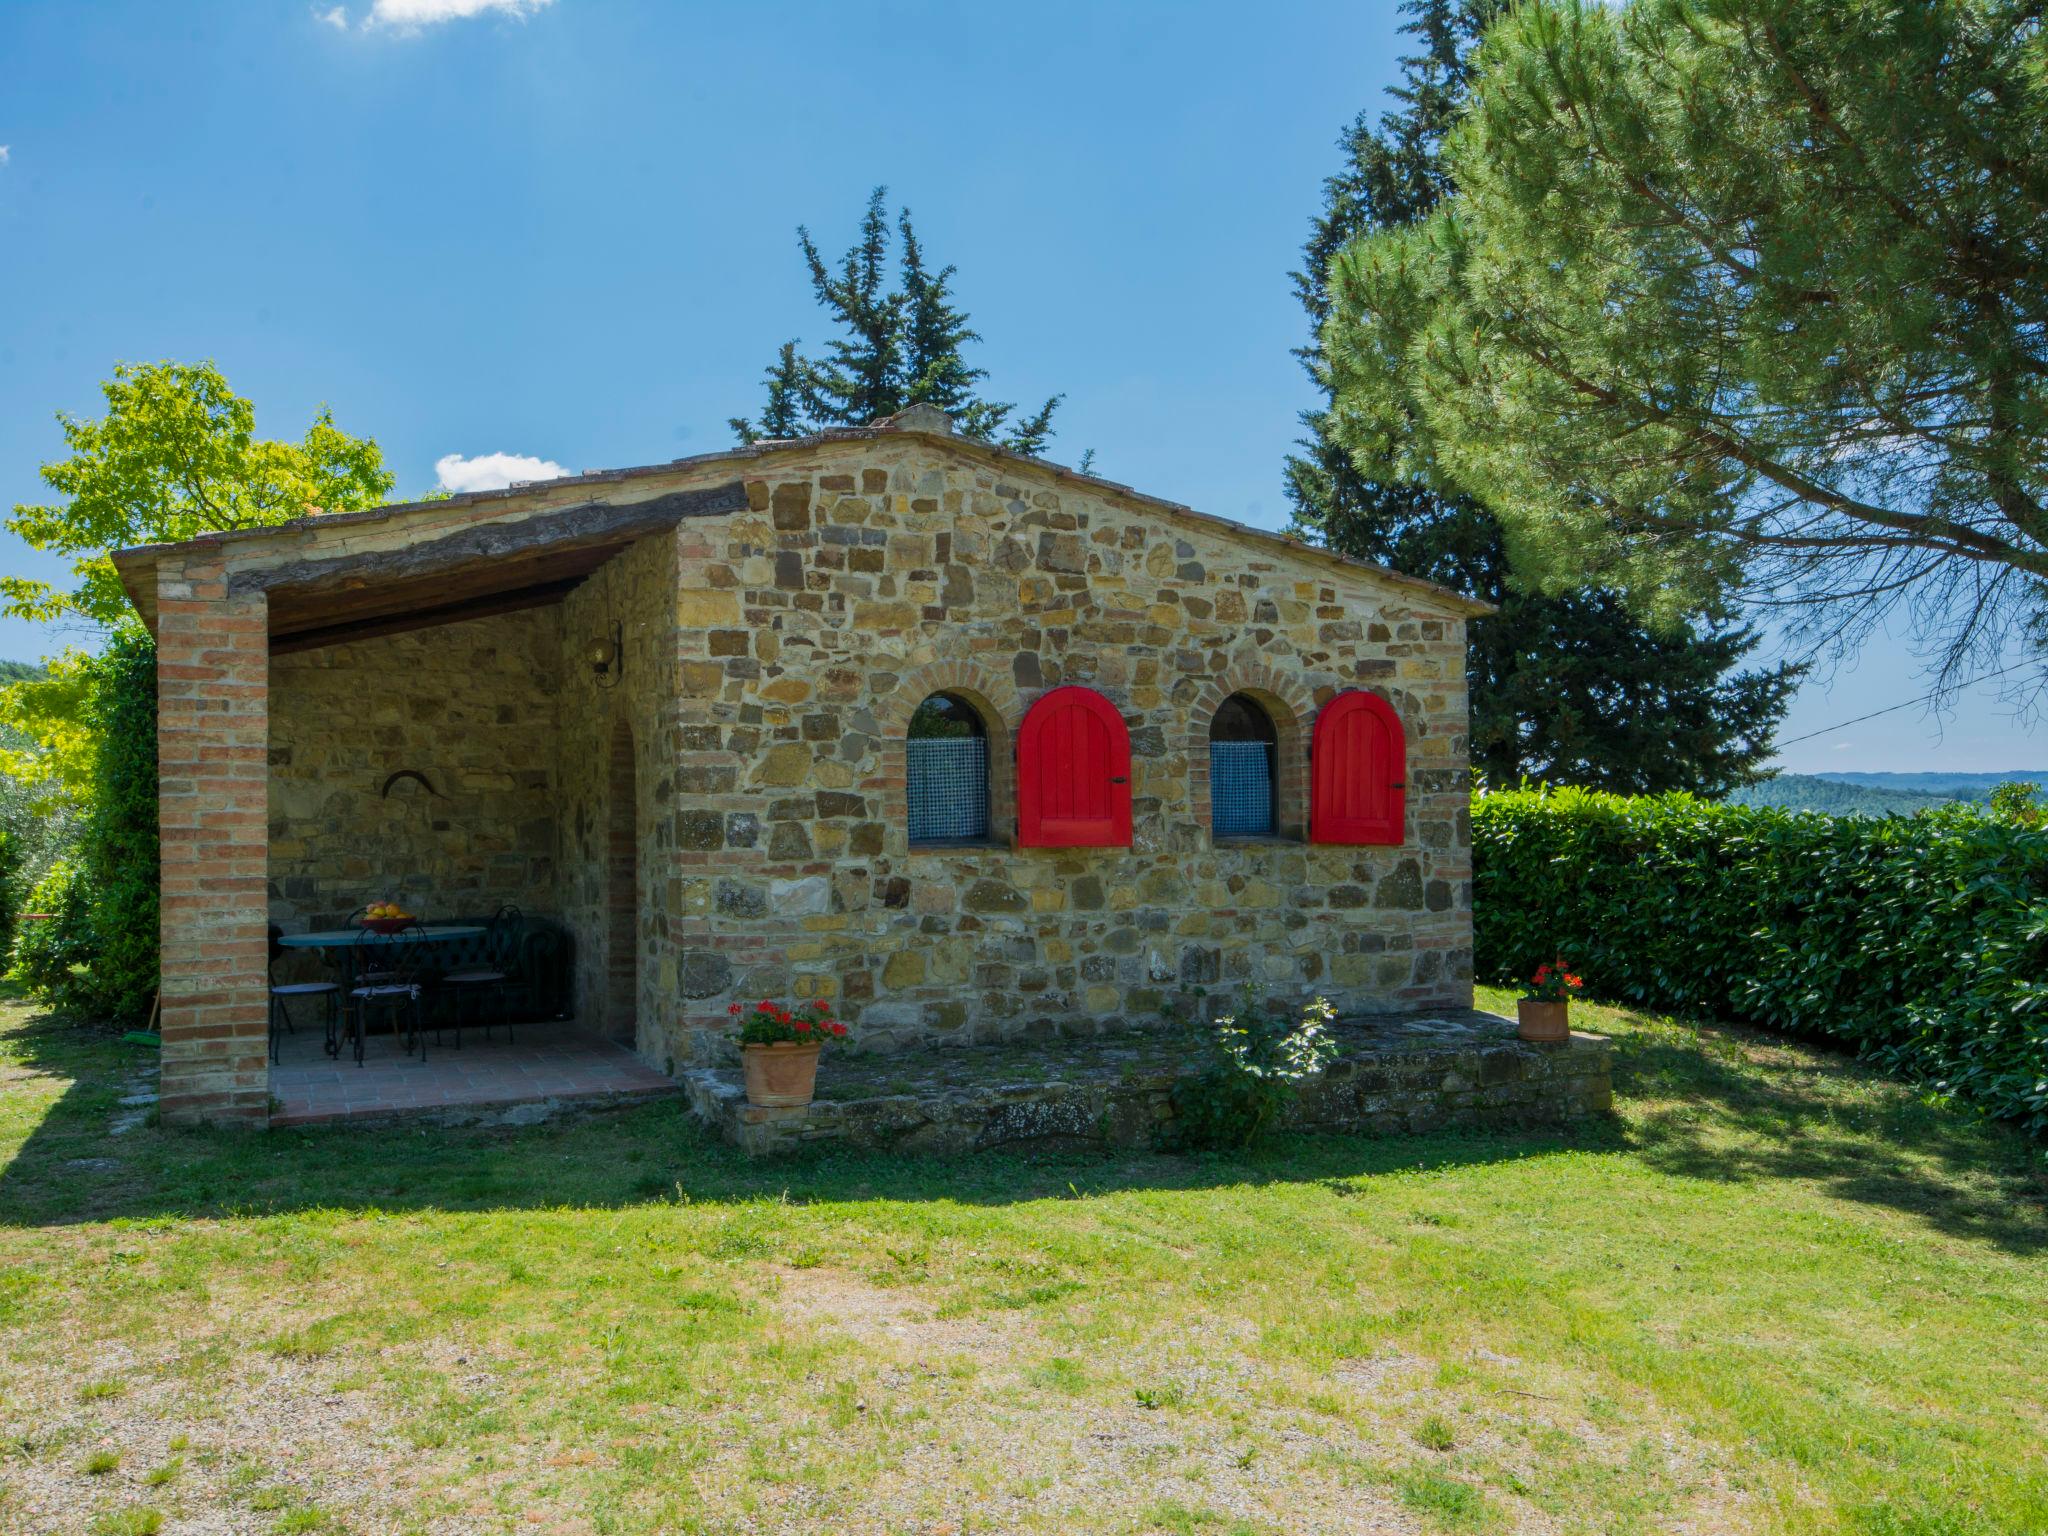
268;924;339;1064
343;905;409;988
440;905;527;1044
343;920;431;1066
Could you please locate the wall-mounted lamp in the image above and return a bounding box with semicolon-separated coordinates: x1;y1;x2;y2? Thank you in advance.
588;620;623;690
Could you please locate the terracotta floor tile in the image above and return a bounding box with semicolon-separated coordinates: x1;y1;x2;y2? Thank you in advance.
269;1024;674;1125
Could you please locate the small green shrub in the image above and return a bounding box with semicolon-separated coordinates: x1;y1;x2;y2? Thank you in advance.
1164;986;1341;1150
1475;786;2048;1139
8;859;96;1008
1132;1378;1189;1410
1414;1413;1458;1451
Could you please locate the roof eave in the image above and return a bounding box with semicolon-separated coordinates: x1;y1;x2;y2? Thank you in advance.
108;423;1496;624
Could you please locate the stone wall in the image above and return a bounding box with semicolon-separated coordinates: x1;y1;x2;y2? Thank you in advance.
556;532;682;1043
266;608;563;934
625;435;1474;1072
691;1013;1612;1157
154;411;1479;1124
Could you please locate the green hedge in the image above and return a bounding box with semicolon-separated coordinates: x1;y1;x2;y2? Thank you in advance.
1474;786;2048;1138
75;628;160;1023
5;629;159;1023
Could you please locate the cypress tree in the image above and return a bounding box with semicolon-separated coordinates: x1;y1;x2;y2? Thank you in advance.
1288;0;1798;794
733;188;1063;457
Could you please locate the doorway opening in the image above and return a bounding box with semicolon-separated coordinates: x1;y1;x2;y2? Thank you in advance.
605;716;637;1046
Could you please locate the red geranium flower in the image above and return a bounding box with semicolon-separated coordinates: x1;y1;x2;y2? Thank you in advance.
1525;960;1583;1003
731;995;853;1048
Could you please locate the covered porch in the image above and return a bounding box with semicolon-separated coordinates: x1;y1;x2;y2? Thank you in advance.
114;466;748;1127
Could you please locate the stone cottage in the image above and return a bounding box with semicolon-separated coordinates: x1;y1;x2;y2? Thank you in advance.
114;404;1489;1127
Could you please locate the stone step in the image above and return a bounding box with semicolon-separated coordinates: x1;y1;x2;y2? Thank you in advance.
684;1009;1612;1156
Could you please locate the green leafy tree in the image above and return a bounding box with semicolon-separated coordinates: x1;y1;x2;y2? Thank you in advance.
0;659;71;958
0;361;392;813
1984;781;2043;824
1291;0;1797;793
732;188;1065;457
1322;0;2048;683
4;359;393;629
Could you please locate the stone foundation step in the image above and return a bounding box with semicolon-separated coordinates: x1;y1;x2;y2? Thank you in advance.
683;1009;1612;1156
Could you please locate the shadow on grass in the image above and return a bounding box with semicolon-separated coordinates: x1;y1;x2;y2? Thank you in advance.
3;998;2043;1259
0;1002;1620;1228
1600;1013;2048;1256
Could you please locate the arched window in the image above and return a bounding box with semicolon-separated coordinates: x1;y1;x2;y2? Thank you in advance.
1017;686;1132;848
1209;693;1278;839
907;693;990;844
1310;690;1406;845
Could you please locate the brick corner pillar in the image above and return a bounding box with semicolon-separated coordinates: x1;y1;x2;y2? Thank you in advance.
156;557;271;1128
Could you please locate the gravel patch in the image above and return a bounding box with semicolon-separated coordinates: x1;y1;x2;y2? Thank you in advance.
0;1344;476;1535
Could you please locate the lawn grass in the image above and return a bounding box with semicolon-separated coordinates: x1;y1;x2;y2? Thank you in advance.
1;985;2042;1534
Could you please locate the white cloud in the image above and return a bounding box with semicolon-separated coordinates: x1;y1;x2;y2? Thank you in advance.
366;0;552;30
0;146;10;166
313;5;349;27
433;451;571;494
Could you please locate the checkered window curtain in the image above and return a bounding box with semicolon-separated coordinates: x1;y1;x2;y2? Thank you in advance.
1209;741;1275;837
907;737;990;842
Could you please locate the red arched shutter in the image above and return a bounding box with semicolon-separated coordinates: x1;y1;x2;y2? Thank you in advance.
1311;691;1405;845
1017;686;1132;847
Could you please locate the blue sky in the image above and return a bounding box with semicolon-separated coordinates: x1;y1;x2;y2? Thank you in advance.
0;0;2039;773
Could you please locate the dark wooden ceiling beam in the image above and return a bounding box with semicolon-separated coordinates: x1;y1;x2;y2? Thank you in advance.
262;539;625;634
269;577;588;656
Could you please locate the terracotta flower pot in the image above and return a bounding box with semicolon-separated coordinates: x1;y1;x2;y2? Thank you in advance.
742;1041;823;1107
1517;998;1570;1043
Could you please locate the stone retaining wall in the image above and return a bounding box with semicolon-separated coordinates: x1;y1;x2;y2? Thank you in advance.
688;1014;1613;1156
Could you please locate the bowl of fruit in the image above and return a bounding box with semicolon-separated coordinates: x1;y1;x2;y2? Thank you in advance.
358;901;415;935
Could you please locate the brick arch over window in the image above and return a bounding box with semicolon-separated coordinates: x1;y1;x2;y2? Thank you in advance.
875;660;1023;851
1183;664;1313;841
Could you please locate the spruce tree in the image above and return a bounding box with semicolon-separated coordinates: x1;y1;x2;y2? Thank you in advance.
733;188;1063;457
1288;0;1798;794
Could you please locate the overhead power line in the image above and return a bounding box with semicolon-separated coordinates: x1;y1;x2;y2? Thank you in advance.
1773;656;2048;750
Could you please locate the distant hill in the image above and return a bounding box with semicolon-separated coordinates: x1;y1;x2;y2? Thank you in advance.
1810;770;2046;796
1730;770;2048;817
1727;776;1960;816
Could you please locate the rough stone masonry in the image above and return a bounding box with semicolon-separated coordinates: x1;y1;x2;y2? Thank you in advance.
544;417;1484;1074
132;407;1489;1122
